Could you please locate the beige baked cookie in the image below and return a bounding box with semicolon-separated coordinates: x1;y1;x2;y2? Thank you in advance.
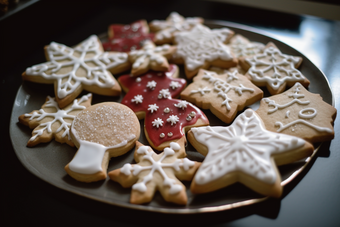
19;93;92;147
149;11;204;45
181;69;263;123
188;109;314;198
108;137;201;205
229;34;265;59
172;24;238;79
256;82;337;143
128;40;176;76
64;102;140;183
22;35;131;109
239;42;310;95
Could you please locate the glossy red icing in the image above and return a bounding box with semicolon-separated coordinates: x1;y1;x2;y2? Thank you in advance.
119;65;209;147
103;35;154;52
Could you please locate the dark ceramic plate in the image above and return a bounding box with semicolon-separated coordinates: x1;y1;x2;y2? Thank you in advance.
9;20;334;214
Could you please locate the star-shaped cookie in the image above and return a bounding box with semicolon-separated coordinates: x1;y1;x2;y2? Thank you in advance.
173;24;238;79
128;40;176;76
22;35;130;108
229;34;265;59
256;82;337;143
188;109;314;198
239;42;310;95
19;93;92;147
108;137;201;205
149;11;204;45
118;64;209;151
181;69;263;123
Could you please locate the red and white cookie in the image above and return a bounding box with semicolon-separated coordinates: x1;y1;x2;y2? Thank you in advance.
22;35;130;108
108;137;200;205
118;64;209;151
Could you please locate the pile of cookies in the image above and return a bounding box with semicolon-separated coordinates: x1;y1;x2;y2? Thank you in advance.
19;12;337;205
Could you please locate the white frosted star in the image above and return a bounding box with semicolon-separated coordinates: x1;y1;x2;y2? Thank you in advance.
152;118;164;128
159;89;171;98
146;80;157;89
167;115;179;126
148;104;159;113
169;81;180;90
132;95;143;104
174;100;189;110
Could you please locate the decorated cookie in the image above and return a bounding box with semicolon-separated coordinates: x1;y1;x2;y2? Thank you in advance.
239;42;310;95
229;34;265;58
103;20;155;52
22;35;130;109
108;137;200;205
173;24;238;79
187;109;314;198
149;12;204;45
119;64;209;151
64;102;140;183
19;94;92;147
128;40;176;76
256;82;337;143
181;69;263;123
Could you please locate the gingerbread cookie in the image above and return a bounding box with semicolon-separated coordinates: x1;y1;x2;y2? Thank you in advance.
239;42;310;95
149;12;203;45
173;24;238;79
181;69;263;123
128;40;176;76
19;94;92;147
64;102;140;183
103;20;155;52
256;82;336;143
23;35;130;109
118;64;209;151
108;137;200;205
229;34;265;58
188;109;314;198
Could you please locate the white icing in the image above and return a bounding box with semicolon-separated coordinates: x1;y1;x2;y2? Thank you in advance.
174;100;189;110
146;80;157;89
129;40;170;69
194;70;254;110
174;24;233;71
230;35;265;58
190;87;211;96
148;104;159;113
246;46;305;91
167;115;179;125
191;109;306;185
265;83;333;133
159;89;171;99
169;81;180;90
120;142;194;195
131;95;143;104
25;35;128;99
152;118;164;128
24;94;91;141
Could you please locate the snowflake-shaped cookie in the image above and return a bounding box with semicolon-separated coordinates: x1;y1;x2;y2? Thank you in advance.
229;34;265;58
239;42;310;95
118;64;209;150
19;94;92;147
108;138;201;205
173;24;237;79
181;69;263;123
23;35;130;108
128;40;176;76
188;109;313;198
149;12;204;44
256;82;337;143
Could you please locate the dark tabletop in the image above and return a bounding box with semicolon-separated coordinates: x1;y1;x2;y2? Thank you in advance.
1;1;339;226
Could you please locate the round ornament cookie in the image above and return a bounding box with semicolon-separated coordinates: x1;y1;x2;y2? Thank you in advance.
64;102;140;183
